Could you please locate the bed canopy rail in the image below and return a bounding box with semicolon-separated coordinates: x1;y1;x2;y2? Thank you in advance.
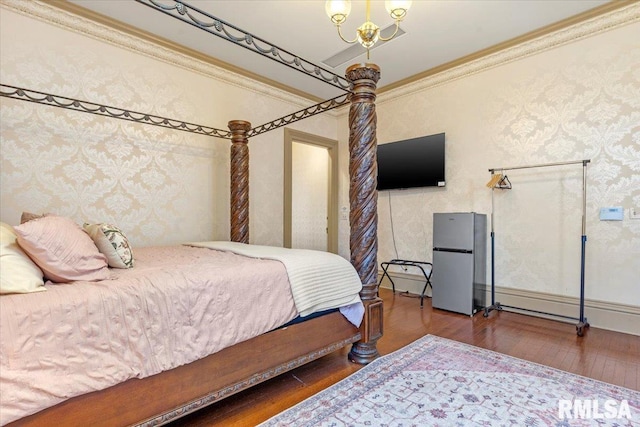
249;93;350;137
0;84;350;140
134;0;352;93
0;84;233;138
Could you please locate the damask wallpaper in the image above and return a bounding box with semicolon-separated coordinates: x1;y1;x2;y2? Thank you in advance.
0;3;336;248
336;11;639;318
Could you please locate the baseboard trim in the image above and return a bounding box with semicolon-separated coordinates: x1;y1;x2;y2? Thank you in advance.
378;271;640;336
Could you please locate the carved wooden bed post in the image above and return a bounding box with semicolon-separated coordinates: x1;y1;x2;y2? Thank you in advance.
346;63;382;364
228;120;251;244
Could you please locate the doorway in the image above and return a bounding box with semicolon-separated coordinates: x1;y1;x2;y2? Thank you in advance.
284;128;338;253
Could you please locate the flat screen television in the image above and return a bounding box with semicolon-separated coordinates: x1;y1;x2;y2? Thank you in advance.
377;132;445;191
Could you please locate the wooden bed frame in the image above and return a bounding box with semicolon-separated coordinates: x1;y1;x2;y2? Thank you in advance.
4;6;382;427
12;312;361;426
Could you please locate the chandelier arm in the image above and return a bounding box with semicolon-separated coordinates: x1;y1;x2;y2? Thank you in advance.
336;25;359;44
378;21;400;42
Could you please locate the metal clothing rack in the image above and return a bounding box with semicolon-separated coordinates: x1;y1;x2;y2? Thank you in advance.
484;159;591;336
379;259;433;308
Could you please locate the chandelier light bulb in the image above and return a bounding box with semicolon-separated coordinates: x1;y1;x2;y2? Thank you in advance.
385;1;412;21
325;0;351;25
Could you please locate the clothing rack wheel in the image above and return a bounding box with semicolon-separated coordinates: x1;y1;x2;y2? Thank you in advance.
483;302;502;317
576;321;590;337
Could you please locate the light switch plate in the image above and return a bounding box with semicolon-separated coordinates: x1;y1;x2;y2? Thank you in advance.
599;207;624;221
630;208;640;220
340;206;349;220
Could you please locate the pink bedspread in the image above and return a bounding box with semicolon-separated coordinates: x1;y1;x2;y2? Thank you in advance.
0;245;298;425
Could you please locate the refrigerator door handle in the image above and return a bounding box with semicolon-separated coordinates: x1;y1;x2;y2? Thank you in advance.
433;247;473;254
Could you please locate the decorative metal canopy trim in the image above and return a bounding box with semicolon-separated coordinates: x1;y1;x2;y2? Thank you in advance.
1;0;358;141
135;0;352;93
249;93;350;137
1;84;350;140
0;84;233;139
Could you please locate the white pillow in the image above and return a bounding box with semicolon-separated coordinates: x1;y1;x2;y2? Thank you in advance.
0;222;46;294
83;223;134;269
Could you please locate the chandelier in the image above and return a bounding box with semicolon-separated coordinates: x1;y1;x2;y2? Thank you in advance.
325;0;412;59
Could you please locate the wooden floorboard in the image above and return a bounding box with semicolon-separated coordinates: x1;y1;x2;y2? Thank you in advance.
171;288;639;426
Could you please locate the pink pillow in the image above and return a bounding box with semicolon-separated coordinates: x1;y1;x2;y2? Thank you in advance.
14;215;110;283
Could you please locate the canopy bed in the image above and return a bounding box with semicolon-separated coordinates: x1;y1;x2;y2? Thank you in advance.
0;0;383;425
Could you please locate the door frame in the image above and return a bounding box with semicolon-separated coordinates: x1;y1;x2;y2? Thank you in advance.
284;128;338;253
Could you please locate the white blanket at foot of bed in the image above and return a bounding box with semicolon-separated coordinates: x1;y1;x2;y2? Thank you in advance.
187;241;364;321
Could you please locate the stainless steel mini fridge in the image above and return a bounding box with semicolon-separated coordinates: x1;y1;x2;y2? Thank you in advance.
432;212;487;316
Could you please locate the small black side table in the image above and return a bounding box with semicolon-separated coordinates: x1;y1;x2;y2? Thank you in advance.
379;259;433;308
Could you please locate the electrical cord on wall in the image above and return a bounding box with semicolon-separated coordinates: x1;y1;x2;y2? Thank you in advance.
388;191;408;271
388;191;399;260
388;192;416;296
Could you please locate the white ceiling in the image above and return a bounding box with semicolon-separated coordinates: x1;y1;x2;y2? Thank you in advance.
67;0;610;101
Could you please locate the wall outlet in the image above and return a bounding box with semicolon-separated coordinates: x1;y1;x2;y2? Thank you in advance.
630;208;640;220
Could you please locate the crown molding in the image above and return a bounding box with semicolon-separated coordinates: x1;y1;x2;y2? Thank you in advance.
0;0;324;111
4;1;637;119
377;1;640;105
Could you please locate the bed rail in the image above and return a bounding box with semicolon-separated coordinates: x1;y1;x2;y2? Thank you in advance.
0;84;232;138
134;0;352;93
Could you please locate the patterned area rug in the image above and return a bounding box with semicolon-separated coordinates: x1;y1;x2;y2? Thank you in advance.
260;335;639;427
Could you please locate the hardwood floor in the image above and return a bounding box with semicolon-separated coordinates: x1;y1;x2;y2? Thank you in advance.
172;288;639;426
